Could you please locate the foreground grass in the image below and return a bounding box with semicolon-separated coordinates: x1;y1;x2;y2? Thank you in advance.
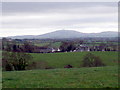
2;66;118;88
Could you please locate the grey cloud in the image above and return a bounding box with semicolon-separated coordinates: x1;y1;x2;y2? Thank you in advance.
2;15;117;29
1;2;117;37
2;2;117;15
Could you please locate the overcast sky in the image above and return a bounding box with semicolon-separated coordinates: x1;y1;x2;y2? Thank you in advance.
1;2;118;37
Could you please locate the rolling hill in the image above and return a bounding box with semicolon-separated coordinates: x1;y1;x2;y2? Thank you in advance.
8;30;118;39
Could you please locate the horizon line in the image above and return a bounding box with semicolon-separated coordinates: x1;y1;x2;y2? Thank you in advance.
1;30;118;37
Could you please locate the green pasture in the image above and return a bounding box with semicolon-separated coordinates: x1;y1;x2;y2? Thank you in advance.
31;51;118;68
50;42;62;48
2;51;119;88
35;43;50;47
2;66;118;88
34;42;61;48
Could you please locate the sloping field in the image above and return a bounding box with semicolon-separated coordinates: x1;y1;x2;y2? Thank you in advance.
2;51;119;88
31;51;118;68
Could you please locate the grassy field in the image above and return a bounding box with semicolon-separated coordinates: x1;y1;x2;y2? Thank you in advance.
2;66;118;88
31;51;118;68
34;42;62;48
2;51;119;88
50;42;62;48
35;43;50;47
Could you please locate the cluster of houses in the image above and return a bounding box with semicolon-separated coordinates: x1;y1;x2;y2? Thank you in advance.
33;44;118;53
70;45;117;52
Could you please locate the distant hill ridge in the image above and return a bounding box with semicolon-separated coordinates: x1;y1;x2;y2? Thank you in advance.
8;30;118;39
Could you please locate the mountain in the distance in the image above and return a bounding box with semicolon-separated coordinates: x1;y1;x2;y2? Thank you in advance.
8;30;118;39
35;30;85;39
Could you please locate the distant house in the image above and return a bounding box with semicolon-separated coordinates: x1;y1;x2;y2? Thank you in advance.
75;45;90;52
57;48;60;51
52;48;61;53
52;48;56;52
73;50;76;52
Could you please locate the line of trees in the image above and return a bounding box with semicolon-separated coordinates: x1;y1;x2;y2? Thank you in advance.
2;41;37;53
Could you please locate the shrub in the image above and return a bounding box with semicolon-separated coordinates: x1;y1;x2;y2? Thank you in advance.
2;51;33;71
5;63;13;71
82;53;105;67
